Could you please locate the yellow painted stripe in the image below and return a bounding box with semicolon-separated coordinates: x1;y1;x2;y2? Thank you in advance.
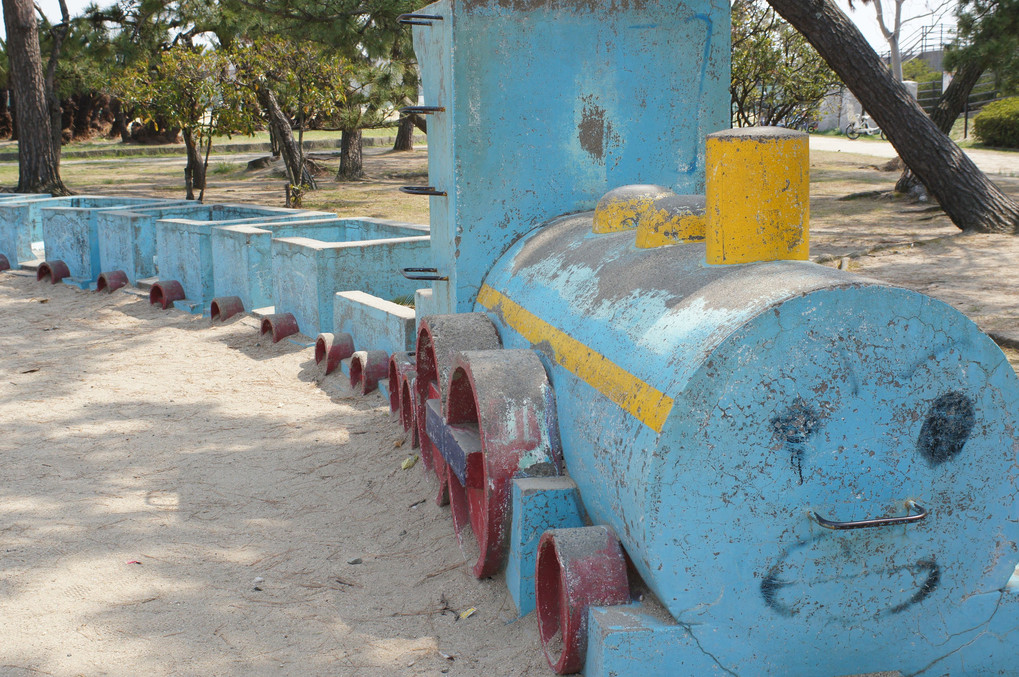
477;284;674;433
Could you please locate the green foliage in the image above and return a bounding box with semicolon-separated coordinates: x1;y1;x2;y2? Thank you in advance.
113;45;258;142
973;96;1019;147
947;0;1019;95
225;0;421;133
730;0;842;128
902;58;940;84
234;36;349;129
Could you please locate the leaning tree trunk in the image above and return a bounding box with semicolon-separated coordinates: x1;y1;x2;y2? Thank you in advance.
767;0;1019;234
2;0;69;194
393;114;415;151
338;129;364;181
181;128;206;201
896;60;987;196
256;86;314;189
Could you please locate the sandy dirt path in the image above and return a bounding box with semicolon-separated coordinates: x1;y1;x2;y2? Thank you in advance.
0;272;547;677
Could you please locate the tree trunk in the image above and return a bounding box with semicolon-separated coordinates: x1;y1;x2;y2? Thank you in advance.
109;98;130;141
337;129;364;181
2;0;69;194
43;0;69;160
0;90;12;140
256;86;314;189
767;0;1019;234
393;115;415;151
896;60;987;195
411;113;427;134
181;127;205;201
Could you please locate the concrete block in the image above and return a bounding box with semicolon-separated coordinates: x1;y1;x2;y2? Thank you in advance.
97;203;301;285
507;476;585;617
332;290;416;355
0;196;85;269
155;206;333;313
40;196;180;287
585;603;717;677
271;219;429;335
212;218;395;313
414;287;435;336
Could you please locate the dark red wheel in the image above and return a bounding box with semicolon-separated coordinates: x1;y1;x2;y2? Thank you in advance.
387;352;416;413
444;348;561;578
37;260;70;284
400;371;419;448
96;270;129;293
536;526;630;674
149;280;185;309
260;312;299;343
413;313;501;503
315;332;354;375
209;296;244;321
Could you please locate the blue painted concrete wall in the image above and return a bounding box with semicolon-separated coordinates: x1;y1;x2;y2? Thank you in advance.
41;197;179;284
271;226;430;336
412;0;730;313
96;203;304;284
0;196;83;268
332;291;416;355
155;207;334;311
479;214;1019;673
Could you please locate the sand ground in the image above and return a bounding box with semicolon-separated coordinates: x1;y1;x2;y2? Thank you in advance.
0;273;547;676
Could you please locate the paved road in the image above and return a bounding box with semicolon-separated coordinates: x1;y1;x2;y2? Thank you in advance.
810;135;1019;177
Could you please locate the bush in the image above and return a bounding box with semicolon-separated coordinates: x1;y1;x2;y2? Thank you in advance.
973;97;1019;148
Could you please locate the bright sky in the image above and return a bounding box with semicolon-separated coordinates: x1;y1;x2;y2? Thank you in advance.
835;0;957;54
9;0;956;54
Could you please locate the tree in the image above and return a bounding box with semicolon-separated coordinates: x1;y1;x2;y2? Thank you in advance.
895;0;1019;195
114;45;258;200
731;0;841;128
226;0;420;178
859;0;907;81
2;0;69;194
234;36;348;197
767;0;1019;233
332;58;413;181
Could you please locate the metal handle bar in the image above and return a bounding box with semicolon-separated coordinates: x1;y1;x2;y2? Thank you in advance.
398;13;444;25
400;186;447;197
400;105;445;115
811;500;927;530
401;267;448;281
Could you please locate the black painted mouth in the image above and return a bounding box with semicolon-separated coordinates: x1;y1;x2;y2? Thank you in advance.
760;534;941;621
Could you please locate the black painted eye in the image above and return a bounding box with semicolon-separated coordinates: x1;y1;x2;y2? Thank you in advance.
917;392;975;465
771;397;820;444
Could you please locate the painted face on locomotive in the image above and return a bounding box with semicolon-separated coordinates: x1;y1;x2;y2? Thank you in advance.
656;284;1019;670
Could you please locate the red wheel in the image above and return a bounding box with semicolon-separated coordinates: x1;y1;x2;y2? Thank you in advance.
413;314;501;502
37;260;70;284
260;312;299;343
350;350;389;395
444;349;561;578
387;352;416;413
315;332;354;376
209;296;244;321
536;526;630;674
400;371;419;448
149;280;184;308
97;270;129;293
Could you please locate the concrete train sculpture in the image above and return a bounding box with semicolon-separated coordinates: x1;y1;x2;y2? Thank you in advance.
371;0;1019;674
